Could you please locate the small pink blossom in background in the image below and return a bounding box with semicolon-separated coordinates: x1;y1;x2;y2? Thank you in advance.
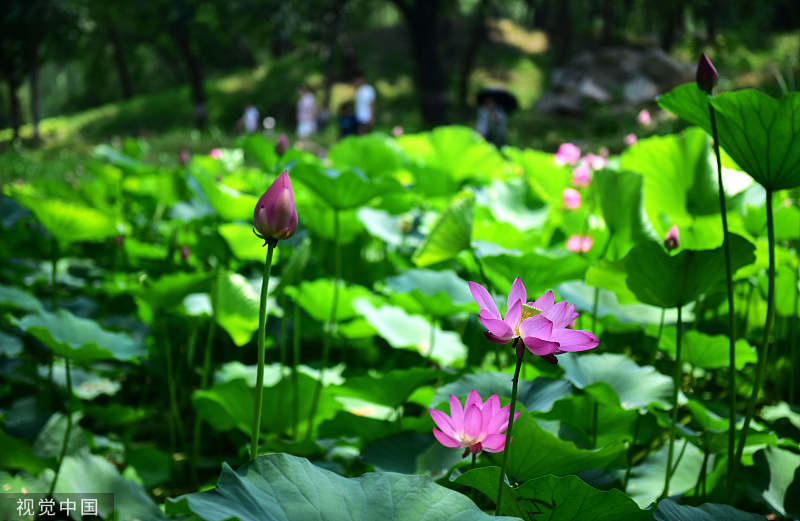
179;149;190;165
599;147;609;157
275;133;289;156
563;188;581;209
624;133;638;146
567;234;593;253
664;225;680;251
180;245;191;262
209;148;222;159
555;143;581;166
572;163;592;187
583;153;607;170
637;109;652;126
430;390;520;455
392;126;404;137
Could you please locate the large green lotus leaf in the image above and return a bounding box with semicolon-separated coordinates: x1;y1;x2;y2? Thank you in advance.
353;299;467;367
357;207;422;247
215;270;271;347
656;328;756;369
536;394;639;448
273;237;313;295
138;271;212;311
329;133;405;177
457;467;652;521
167;453;515;521
193;372;341;438
219;222;281;262
497;412;626;482
625;442;707;507
585;260;639;305
595;169;650;259
13;310;144;363
0;331;23;357
238;134;279;172
290;162;402;210
0;429;53;476
332;367;439;408
298;202;363;243
774;263;799;316
655;500;764;521
624;233;755;308
121;171;183;206
774;203;800;241
0;284;43;313
362;430;463;476
11;190;122;245
480;249;588;298
761;402;800;432
755;446;800;518
285;279;378;323
384;268;474;316
126;445;171;489
504;146;570;204
431;373;572;414
560;353;673;410
658;84;800;190
619;128;722;250
191;164;258;221
412;191;474;267
475;178;549;231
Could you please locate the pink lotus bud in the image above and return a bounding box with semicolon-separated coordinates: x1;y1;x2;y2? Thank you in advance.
392;126;404;137
624;133;638;146
664;225;680;251
180;245;190;262
179;149;190;165
572;163;592;187
253;169;298;243
637;109;652;126
209;148;222;159
563;188;581;210
275;134;289;156
555;143;581;166
566;234;593;253
696;53;718;95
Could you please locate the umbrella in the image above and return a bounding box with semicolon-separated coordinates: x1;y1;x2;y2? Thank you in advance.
477;87;518;113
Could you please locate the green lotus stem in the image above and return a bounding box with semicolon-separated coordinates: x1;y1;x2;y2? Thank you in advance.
428;316;436;363
495;340;524;516
650;307;666;365
662;305;682;499
48;358;72;496
292;301;301;439
251;241;276;460
790;264;798;404
592;400;599;449
306;210;341;439
623;412;641;492
163;319;185;452
192;271;218;480
736;189;776;466
708;102;738;497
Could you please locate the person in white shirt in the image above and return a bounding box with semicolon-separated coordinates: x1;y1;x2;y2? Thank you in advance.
242;104;260;133
353;72;376;134
296;85;317;139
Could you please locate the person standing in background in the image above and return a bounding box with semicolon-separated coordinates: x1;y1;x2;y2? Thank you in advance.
296;85;317;139
353;72;376;134
241;103;260;133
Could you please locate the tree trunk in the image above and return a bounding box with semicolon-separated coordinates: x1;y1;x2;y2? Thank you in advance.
601;0;614;44
28;42;40;143
458;0;490;109
552;0;572;65
108;24;134;99
321;3;344;114
6;75;21;141
394;0;449;127
170;23;206;128
660;1;684;52
705;0;717;42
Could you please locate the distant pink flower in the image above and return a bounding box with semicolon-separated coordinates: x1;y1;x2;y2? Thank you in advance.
180;245;190;262
583;153;607;170
664;225;680;251
275;134;289;156
469;277;526;344
430;390;520;456
599;147;609;157
637;109;652;126
624;133;638;146
179;149;190;164
392;125;404;137
555;143;581;166
572;163;592;187
566;234;593;253
563;188;581;209
209;148;222;159
518;290;599;363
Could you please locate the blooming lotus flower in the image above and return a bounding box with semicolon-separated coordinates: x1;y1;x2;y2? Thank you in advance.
430;390;520;455
664;225;679;251
209;148;222;159
518;290;599;363
275;133;289;156
696;53;718;94
253;169;298;243
572;162;592;187
637;109;652;126
583;153;607;170
624;133;638;146
469;277;526;344
566;234;593;253
555;143;581;166
563;188;581;210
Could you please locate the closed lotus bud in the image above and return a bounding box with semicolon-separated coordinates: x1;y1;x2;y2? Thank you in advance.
275;133;289;156
696;53;718;94
664;225;680;251
253;169;298;243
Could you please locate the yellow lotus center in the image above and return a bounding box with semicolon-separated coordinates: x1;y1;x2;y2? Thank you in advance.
515;304;541;336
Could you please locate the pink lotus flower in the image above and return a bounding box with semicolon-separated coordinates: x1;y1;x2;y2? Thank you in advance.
563;188;581;210
572;163;592;187
430;390;520;455
392;125;404;137
469;279;599;364
253;169;298;243
664;225;679;251
209;148;222;159
637;109;652;126
624;133;638;146
566;234;593;253
555;143;581;166
583;153;607;170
